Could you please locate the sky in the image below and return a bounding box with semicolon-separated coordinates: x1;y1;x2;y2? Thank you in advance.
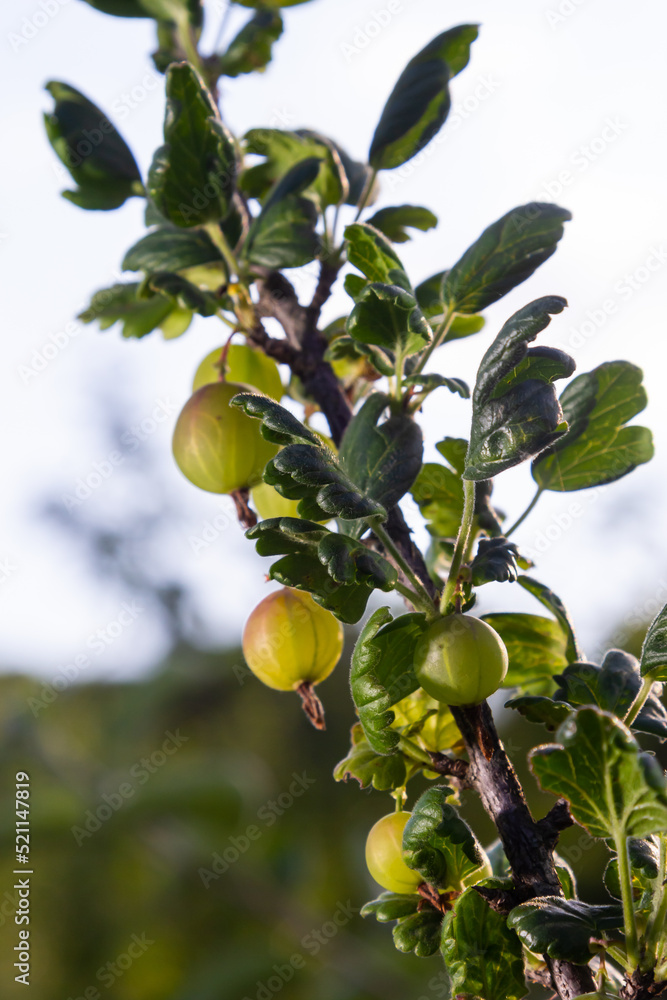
2;0;667;682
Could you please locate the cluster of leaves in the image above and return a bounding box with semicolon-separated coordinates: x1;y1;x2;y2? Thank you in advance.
45;3;666;997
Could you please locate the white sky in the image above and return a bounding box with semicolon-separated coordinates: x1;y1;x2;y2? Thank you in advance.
1;0;667;680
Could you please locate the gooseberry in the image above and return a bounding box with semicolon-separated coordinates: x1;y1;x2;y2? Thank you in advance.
413;614;508;706
250;480;301;520
365;812;422;894
193;343;283;399
172;381;277;494
242;588;343;728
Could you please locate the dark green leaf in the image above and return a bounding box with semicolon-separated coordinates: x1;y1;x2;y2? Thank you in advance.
344;223;409;287
392;908;443;956
339;394;423;518
441;884;526;1000
641;603;667;680
402;373;470;401
366;205;437;243
443;203;572;314
604;836;661;910
217;11;283;77
347;284;431;356
482;612;569;696
80;0;203;22
505;695;571;731
471;537;520;585
145;272;220;316
554;650;667;739
350;609;425;754
518;575;582;662
44;81;142;210
369;25;478;170
508;896;623;965
229;392;322;446
122;227;225;275
246;518;396;624
334;723;406;790
532;361;653;491
147;63;236;228
361;894;443;957
415;271;486;341
530;707;667;839
464;296;572;480
241;128;345;209
411;447;464;540
78;282;182;339
403;786;488;890
242;158;320;268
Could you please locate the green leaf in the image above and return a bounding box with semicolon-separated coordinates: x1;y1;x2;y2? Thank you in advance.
147;63;236;228
403;786;488;890
241;128;345;209
339;394;423;518
392;908;444;956
44;81;142;210
122;226;226;276
411;445;465;540
229;392;322;446
145;272;220;316
246;518;396;624
78;282;183;339
505;695;572;731
471;537;520;585
366;205;437;243
441;884;526;1000
517;575;582;662
464;296;573;480
80;0;203;22
361;894;443;957
530;707;667;839
350;609;425;754
508;896;623;965
443;203;572;314
233;393;390;520
334;724;406;790
344;223;409;287
604;836;661;911
482;612;569;696
217;11;283;78
414;271;486;341
553;650;667;739
532;361;653;491
347;284;431;356
402;373;470;403
641;602;667;680
242;158;320;268
369;25;478;171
